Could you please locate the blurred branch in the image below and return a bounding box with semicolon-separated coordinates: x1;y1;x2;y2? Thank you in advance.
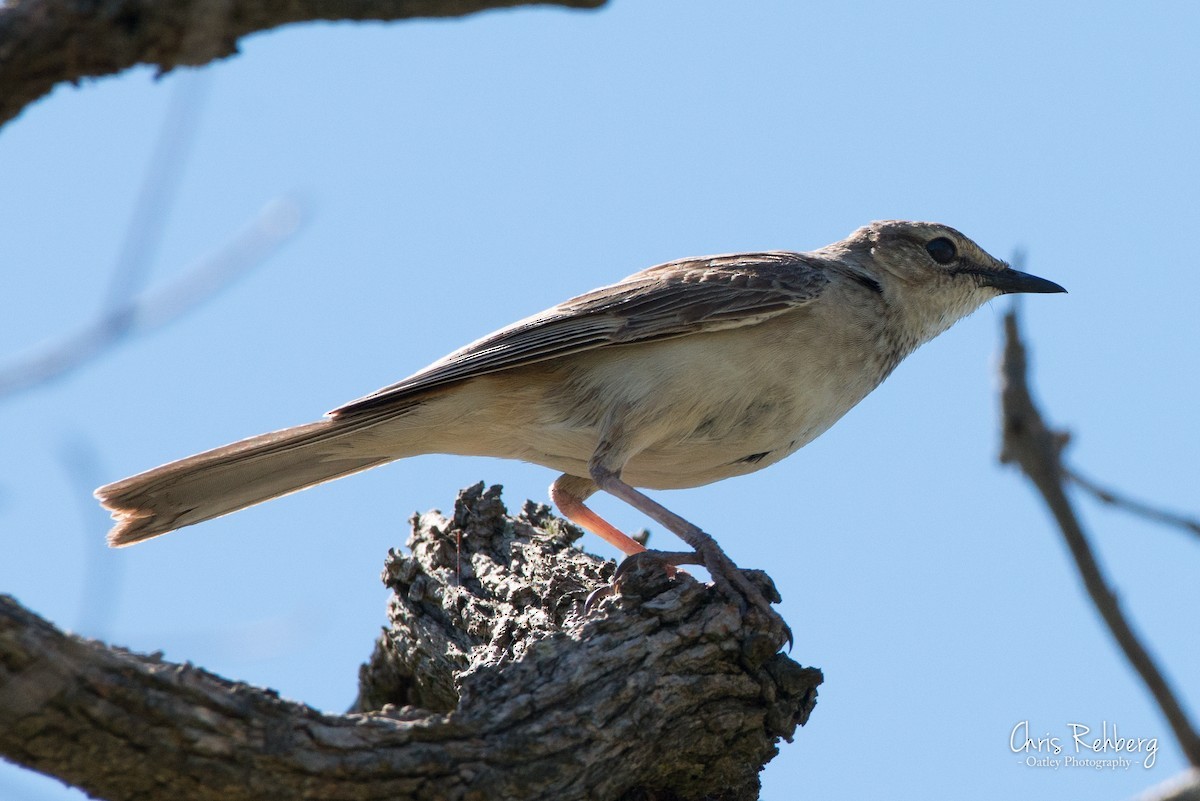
0;0;606;129
1135;769;1200;801
1066;467;1200;541
104;71;211;311
0;64;299;401
0;196;304;400
998;304;1200;768
59;433;125;638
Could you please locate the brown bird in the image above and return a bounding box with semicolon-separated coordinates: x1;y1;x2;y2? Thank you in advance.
97;220;1065;620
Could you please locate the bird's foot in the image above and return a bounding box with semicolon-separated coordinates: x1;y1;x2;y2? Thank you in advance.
687;540;792;649
584;467;791;647
589;547;791;649
614;549;701;574
583;550;697;613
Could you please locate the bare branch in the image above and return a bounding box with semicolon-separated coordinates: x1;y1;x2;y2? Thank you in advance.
998;305;1200;768
1;484;818;801
0;196;304;400
1066;467;1200;541
57;433;127;638
103;71;212;311
0;0;607;129
1136;768;1200;801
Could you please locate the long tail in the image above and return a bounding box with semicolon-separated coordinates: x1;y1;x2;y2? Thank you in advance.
96;418;396;547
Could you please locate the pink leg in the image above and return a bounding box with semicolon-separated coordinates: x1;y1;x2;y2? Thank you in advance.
587;461;788;644
550;474;646;556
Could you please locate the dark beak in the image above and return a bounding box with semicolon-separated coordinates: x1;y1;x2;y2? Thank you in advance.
979;268;1067;295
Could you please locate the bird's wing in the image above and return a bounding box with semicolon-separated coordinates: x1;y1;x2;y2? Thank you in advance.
332;252;830;417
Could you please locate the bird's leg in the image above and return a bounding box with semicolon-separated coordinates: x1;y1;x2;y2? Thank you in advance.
551;473;696;612
549;473;647;556
587;461;786;635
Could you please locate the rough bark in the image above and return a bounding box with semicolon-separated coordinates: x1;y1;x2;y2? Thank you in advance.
0;0;607;129
1;483;819;801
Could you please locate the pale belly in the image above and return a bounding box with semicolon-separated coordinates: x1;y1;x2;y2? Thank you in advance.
372;308;897;490
509;312;890;487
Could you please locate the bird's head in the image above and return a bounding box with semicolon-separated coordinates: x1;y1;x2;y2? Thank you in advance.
835;220;1066;342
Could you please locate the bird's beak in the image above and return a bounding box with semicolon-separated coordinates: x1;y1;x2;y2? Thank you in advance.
980;267;1067;295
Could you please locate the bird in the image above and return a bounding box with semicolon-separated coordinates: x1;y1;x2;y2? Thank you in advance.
96;220;1065;623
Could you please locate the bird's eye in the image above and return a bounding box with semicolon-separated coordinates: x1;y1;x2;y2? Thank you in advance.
925;237;958;265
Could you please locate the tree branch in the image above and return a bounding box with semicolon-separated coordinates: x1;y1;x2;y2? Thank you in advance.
1065;467;1200;542
998;305;1200;768
1;483;818;801
0;196;304;400
0;0;607;129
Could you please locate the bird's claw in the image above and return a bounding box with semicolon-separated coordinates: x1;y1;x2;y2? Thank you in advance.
583;583;614;613
612;549;700;579
688;541;792;649
584;549;694;613
586;546;792;650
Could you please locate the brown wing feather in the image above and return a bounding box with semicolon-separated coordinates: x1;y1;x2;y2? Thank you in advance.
332;252;829;417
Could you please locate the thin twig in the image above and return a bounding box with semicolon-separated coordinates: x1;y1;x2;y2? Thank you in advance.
998;304;1200;768
58;433;125;639
103;71;211;313
1066;467;1200;541
0;196;304;400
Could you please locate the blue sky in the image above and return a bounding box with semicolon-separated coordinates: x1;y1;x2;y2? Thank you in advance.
2;2;1198;798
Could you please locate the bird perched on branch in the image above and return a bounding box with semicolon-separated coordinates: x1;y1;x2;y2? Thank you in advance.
97;220;1065;624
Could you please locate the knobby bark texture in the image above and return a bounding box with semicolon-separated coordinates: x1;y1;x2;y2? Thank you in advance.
1;483;820;801
0;0;606;129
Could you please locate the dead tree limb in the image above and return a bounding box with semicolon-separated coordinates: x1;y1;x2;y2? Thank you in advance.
0;0;606;129
1065;467;1200;542
998;305;1200;769
1;483;818;801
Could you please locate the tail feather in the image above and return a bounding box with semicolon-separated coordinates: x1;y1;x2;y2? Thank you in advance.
96;419;394;547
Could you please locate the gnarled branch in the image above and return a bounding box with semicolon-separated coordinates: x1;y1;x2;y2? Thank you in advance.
1;483;819;801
